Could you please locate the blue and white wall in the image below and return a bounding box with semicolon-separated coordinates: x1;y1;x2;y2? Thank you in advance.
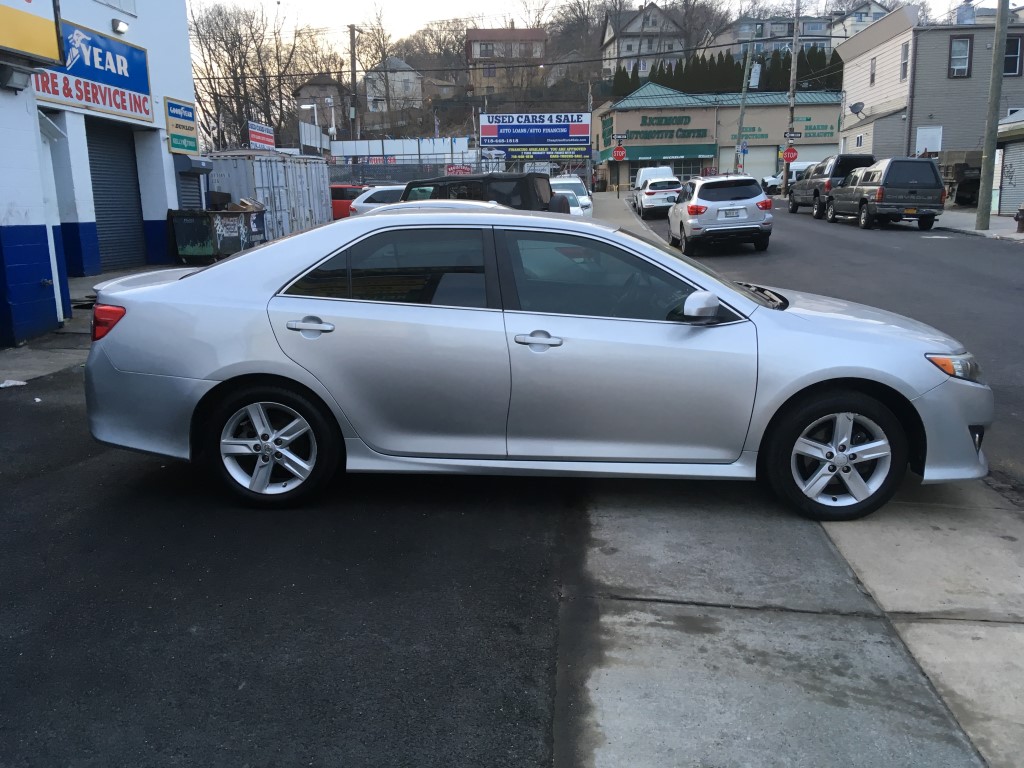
0;0;195;347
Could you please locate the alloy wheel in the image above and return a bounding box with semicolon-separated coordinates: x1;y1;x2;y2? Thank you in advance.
220;401;318;495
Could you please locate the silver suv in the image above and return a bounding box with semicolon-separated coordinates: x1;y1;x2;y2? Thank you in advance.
667;175;773;255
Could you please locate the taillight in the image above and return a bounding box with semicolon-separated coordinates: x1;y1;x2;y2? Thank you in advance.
645;190;657;196
92;304;125;341
874;187;885;202
756;199;773;210
940;188;947;204
350;205;358;214
687;204;708;215
824;180;832;193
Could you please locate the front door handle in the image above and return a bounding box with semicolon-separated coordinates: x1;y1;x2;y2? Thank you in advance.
514;331;563;348
286;318;335;333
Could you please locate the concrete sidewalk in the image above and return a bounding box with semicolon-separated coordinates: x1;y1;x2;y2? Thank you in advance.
935;207;1024;241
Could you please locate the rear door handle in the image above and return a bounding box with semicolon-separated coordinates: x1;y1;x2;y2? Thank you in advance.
287;319;335;333
515;332;563;347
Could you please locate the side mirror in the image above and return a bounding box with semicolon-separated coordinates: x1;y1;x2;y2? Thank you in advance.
666;194;677;204
668;290;720;324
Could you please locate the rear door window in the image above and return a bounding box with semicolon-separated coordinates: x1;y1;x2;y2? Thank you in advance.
834;157;874;178
697;179;763;201
884;161;943;187
649;180;681;191
367;189;403;204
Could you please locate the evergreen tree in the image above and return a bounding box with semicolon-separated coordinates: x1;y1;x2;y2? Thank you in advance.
826;50;844;90
613;66;631;100
796;48;811;88
724;52;740;91
630;62;640;91
681;55;698;92
766;50;784;91
705;54;718;93
808;45;828;89
652;60;666;86
672;59;685;90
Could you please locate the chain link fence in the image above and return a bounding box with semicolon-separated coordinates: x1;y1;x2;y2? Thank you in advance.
328;156;591;186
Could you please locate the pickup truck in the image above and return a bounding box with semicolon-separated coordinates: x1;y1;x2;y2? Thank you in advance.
824;158;946;231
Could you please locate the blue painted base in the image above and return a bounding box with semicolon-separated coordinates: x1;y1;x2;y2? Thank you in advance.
61;221;100;277
0;224;59;347
144;219;171;265
51;225;71;320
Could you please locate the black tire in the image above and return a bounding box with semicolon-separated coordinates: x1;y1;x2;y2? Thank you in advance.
918;217;935;231
204;384;341;507
682;233;699;256
812;196;825;219
826;199;837;223
668;226;680;246
788;195;799;214
639;204;648;220
763;390;908;521
753;235;770;252
858;204;874;230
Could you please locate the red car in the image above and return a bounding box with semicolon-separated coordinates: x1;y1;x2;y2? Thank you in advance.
330;184;367;219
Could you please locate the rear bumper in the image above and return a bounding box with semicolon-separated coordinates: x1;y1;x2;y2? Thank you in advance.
873;204;942;219
692;220;773;241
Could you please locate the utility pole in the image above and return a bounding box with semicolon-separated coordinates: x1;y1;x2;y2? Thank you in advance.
977;0;1010;229
586;80;594;191
782;0;801;196
734;44;755;172
349;24;360;143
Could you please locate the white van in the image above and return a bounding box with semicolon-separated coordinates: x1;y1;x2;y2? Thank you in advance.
633;165;675;193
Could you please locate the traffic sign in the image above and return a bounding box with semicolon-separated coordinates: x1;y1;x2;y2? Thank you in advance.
782;147;799;163
784;131;802;139
612;133;627;140
740;140;749;151
612;145;627;161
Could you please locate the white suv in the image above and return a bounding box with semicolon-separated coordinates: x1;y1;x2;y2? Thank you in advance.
549;175;592;217
633;176;682;220
667;175;773;255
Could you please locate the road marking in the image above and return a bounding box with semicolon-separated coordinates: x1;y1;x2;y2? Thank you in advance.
922;236;951;239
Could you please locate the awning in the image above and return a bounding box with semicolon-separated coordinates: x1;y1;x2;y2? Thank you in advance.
599;143;717;162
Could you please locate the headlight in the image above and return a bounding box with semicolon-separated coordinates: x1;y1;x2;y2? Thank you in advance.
926;352;983;383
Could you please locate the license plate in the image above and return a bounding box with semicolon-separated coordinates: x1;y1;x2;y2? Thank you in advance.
724;209;740;218
904;208;917;214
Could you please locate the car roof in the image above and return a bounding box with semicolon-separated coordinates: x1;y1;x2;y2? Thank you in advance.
330;183;366;188
363;200;512;215
695;174;758;183
356;184;405;194
404;172;551;186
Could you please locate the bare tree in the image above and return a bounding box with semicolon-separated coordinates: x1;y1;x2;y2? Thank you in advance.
356;7;397;132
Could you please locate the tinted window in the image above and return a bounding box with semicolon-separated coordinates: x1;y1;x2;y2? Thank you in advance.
503;231;695;321
405;185;441;201
698;180;763;201
367;188;403;203
533;178;552;206
286;229;487;308
649;180;681;191
884;161;942;187
485;180;524;208
833;156;874;178
331;187;363;201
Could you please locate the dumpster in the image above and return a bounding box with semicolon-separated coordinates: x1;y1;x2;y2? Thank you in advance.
170;202;267;264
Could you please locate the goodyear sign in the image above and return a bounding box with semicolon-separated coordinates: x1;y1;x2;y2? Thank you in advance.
166;98;198;154
33;21;153;122
0;0;62;65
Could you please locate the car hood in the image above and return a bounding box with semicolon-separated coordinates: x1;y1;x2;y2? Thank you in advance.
771;288;964;352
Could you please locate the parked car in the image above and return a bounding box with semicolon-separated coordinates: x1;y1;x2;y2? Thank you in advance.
549;175;593;217
561;190;584;216
330;184;366;220
348;185;405;216
401;172;553;211
788;154;875;218
762;161;815;195
85;209;992;522
634;177;683;219
825;158;946;230
633;165;675;195
667;175;773;254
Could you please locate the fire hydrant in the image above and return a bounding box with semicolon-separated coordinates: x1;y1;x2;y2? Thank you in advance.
1016;203;1024;233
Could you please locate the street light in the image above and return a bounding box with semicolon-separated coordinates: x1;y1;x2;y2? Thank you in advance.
299;102;318;129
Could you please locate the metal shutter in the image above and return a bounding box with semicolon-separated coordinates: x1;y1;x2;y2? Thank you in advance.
176;174;202;210
999;142;1024;215
86;117;147;270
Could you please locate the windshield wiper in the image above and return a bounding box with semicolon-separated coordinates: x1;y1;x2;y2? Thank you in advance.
737;282;787;309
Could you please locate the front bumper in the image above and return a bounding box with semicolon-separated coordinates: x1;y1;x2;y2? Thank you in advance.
914;376;993;483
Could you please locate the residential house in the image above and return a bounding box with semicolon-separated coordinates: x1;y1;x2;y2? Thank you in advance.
466;27;547;97
828;1;893;44
422;78;459;101
837;4;1024;158
365;57;424;114
708;15;841;59
293;74;351;139
600;2;687;79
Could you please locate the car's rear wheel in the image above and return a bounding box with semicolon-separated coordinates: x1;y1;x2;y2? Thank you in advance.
205;384;341;507
753;234;770;252
639;203;648;220
918;217;935;231
812;196;825;219
788;195;799;214
858;204;874;230
826;200;837;223
764;391;907;521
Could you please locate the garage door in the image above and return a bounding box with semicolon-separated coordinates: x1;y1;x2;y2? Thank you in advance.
718;146;777;179
86;117;147;270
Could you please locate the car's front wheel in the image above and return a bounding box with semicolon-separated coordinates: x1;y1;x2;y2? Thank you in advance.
764;391;908;521
788;195;799;214
812;196;825;219
825;200;837;223
205;384;341;507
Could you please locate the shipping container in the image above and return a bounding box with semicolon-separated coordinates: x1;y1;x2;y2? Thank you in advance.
205;150;331;241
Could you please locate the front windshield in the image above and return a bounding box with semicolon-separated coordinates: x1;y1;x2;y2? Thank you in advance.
617;227;777;308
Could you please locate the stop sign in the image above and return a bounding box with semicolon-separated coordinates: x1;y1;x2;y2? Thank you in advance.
782;146;799;163
612;145;627;161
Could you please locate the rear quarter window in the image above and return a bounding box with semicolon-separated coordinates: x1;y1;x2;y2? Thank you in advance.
698;180;763;201
834;157;874;178
884;161;943;187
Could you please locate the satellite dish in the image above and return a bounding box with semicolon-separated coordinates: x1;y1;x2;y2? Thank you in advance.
849;101;865;116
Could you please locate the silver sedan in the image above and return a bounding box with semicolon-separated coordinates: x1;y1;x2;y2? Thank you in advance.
85;209;992;520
